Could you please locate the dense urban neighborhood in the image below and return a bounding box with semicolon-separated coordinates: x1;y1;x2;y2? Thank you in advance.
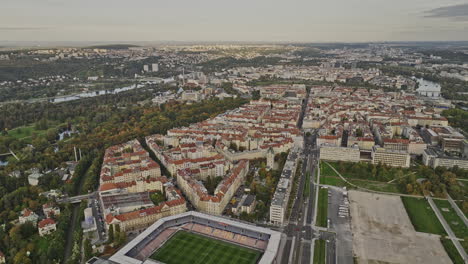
0;42;467;264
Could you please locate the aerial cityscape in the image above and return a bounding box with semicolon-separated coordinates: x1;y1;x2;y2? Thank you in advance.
1;1;468;264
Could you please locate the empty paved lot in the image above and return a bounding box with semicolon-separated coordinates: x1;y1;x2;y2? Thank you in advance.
349;191;451;264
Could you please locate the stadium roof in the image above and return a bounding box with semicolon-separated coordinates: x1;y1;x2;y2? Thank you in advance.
109;211;282;264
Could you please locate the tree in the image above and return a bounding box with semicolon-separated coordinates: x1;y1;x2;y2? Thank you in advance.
150;191;165;205
251;91;260;100
13;250;32;264
371;165;378;179
35;119;49;130
108;224;114;243
239;212;250;221
84;238;93;259
406;184;414;194
118;230;127;246
229;142;238;151
20;222;36;238
462;201;468;215
356;128;363;137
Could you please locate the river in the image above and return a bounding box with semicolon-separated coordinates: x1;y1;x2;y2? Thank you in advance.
52;83;144;103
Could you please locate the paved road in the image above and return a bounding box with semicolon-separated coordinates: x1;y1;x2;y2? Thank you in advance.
281;134;320;264
320;231;337;264
427;197;468;262
90;197;107;243
281;90;320;264
327;187;353;264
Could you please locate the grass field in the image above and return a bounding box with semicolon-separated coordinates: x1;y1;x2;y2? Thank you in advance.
313;239;326;264
320;161;403;194
5;125;47;140
462;240;468;253
320;161;337;177
316;187;329;227
319;162;350;188
440;238;465;264
401;197;447;235
150;231;262;264
348;179;401;193
433;199;468;239
320;175;349;187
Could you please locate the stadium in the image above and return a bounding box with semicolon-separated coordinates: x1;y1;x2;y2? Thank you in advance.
100;211;282;264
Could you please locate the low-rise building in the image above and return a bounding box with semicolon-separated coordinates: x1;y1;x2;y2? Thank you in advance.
28;172;44;186
38;218;57;236
19;208;39;226
105;192;186;233
43;203;60;218
100;191;155;216
232;194;256;215
82;207;98;241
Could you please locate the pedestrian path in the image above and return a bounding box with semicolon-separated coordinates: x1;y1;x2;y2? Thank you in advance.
427;196;468;262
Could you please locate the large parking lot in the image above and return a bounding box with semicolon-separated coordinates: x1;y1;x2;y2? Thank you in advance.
348;191;452;264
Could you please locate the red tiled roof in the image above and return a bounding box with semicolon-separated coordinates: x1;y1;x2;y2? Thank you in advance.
38;218;55;228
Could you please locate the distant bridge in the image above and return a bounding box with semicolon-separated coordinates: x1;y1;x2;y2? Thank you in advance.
58;192;96;204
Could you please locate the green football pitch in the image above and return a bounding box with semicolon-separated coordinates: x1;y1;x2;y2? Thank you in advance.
150;231;263;264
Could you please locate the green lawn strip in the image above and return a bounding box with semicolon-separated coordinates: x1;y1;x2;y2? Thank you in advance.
6;125;42;139
462;240;468;255
151;231;261;264
440;237;465;264
316;187;329;227
320;175;347;187
401;197;447;235
313;239;326;264
319;161;337;177
433;199;468;239
303;171;311;198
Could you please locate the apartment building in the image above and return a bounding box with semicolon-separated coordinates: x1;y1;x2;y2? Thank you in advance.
270;150;299;225
178;160;249;215
371;146;410;168
99;140;161;193
423;148;468;169
319;145;360;163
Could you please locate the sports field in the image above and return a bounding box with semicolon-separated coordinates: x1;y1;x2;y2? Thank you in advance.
150;231;263;264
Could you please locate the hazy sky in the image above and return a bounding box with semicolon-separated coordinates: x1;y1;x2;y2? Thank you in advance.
1;0;468;42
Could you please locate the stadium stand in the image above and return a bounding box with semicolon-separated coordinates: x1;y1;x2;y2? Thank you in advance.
108;211;282;264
